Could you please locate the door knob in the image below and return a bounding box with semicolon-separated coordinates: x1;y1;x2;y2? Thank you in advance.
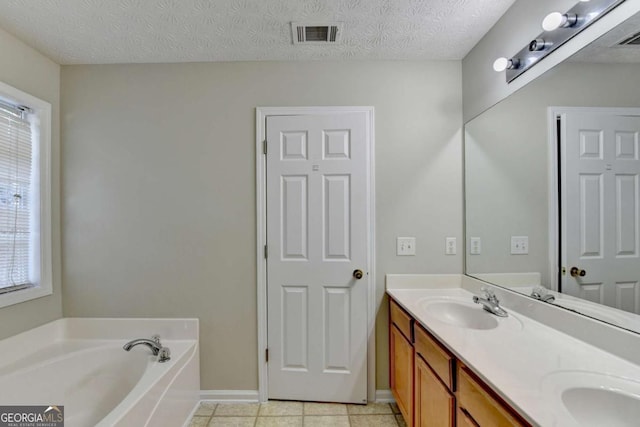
570;267;586;277
353;269;364;280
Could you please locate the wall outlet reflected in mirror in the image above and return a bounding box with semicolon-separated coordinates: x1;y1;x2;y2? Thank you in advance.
470;237;481;255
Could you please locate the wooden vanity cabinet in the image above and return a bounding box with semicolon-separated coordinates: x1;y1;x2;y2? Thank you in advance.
389;297;531;427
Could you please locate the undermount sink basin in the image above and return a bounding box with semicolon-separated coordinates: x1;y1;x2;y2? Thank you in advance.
542;371;640;427
418;300;499;330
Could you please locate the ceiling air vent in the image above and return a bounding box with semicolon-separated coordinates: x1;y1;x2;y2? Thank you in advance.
291;22;343;44
618;31;640;46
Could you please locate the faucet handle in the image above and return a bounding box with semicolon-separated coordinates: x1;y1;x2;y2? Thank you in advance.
531;286;546;298
152;335;161;345
158;346;171;363
481;287;498;302
531;286;555;303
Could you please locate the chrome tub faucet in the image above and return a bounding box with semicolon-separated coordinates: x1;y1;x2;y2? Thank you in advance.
473;288;508;317
123;334;171;362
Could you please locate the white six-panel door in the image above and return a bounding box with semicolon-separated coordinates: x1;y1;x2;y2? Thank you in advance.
562;110;640;314
265;112;369;403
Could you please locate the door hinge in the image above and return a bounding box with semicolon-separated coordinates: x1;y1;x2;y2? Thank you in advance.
265;348;269;363
264;245;268;259
263;140;267;155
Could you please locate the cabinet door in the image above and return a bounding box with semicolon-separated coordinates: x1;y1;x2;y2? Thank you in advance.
415;355;455;427
390;324;414;426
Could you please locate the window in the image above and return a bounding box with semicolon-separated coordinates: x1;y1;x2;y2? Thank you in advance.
0;81;52;308
0;101;34;293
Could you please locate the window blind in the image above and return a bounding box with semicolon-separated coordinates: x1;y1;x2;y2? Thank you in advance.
0;101;33;292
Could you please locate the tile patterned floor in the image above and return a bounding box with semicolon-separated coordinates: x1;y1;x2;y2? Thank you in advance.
189;401;407;427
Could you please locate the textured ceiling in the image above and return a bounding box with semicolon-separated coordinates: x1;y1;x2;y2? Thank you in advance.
570;10;640;63
0;0;515;64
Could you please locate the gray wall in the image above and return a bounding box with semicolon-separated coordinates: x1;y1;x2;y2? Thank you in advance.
61;60;463;391
465;61;640;285
0;27;62;339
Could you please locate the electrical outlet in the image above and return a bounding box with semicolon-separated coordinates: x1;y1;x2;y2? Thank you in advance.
397;237;416;256
470;237;481;255
445;237;456;255
511;236;529;255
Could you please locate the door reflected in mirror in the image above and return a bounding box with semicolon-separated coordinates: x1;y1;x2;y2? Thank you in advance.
465;10;640;334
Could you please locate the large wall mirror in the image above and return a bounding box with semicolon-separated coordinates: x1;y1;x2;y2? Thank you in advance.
465;10;640;334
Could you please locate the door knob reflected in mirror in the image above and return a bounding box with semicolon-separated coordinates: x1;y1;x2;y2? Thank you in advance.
353;269;364;280
570;267;586;277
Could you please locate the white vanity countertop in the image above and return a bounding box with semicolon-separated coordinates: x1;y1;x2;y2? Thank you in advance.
387;284;640;427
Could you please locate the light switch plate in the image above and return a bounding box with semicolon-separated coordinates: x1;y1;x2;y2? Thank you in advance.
470;237;481;255
445;237;456;255
511;236;529;255
397;237;416;256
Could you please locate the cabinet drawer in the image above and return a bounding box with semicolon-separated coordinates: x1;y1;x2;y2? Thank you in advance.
390;299;413;342
414;324;454;390
457;366;528;427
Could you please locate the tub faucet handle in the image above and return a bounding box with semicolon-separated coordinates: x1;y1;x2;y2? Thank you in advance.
158;347;171;363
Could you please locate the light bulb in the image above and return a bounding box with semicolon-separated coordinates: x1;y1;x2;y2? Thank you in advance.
493;57;508;72
542;12;564;31
493;57;520;72
542;12;578;31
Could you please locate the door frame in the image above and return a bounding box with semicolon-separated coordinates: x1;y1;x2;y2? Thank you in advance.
256;106;376;403
547;106;640;293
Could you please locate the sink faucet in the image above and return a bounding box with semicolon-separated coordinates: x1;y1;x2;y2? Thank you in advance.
473;288;508;317
531;286;555;303
123;334;171;362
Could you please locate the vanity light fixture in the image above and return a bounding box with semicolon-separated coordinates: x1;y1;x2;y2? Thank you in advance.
495;0;625;83
542;12;579;31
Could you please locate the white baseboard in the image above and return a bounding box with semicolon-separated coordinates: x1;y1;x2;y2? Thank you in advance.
200;390;260;403
375;389;395;403
200;389;393;404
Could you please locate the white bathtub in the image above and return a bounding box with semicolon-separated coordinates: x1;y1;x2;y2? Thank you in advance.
0;318;199;427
